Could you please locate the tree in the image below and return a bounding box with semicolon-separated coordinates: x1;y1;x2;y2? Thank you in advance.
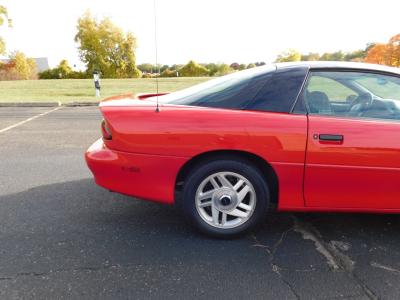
364;34;400;67
160;68;177;77
179;60;209;77
57;60;73;77
247;63;256;69
204;63;218;76
275;49;301;62
0;5;12;55
301;52;320;61
204;63;233;76
0;51;37;80
75;11;141;78
365;44;389;65
320;51;345;61
230;62;240;70
344;49;366;62
13;52;37;79
238;64;246;70
160;64;169;73
39;59;89;79
214;64;233;76
388;34;400;67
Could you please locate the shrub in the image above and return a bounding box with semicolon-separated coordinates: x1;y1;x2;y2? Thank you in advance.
142;73;153;78
179;60;209;77
38;59;92;79
160;68;177;77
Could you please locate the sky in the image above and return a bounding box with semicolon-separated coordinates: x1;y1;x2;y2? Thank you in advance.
1;0;400;69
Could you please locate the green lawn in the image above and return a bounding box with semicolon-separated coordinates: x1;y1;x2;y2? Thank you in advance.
0;77;210;103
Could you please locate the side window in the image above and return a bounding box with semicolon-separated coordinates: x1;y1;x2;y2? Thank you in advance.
304;71;400;120
165;65;276;109
307;76;357;103
247;67;308;113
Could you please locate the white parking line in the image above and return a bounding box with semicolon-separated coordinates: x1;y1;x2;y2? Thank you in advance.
0;106;62;134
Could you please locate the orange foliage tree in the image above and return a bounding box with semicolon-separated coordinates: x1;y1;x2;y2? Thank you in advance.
365;34;400;67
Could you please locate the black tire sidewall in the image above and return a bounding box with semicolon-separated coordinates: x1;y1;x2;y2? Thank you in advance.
181;159;269;238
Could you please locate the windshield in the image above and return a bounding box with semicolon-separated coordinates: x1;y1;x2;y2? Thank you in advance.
155;65;276;109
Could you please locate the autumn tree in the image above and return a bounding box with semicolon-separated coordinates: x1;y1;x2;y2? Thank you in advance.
388;34;400;67
275;49;301;62
365;44;388;65
365;33;400;67
230;62;240;70
0;51;37;80
0;5;11;54
75;11;141;78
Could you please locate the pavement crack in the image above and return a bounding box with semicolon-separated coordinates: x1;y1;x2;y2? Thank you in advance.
370;261;400;275
293;217;342;271
292;215;378;300
0;277;13;281
0;264;121;281
250;230;301;299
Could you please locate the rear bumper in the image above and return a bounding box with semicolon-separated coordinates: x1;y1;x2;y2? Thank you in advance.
85;139;188;204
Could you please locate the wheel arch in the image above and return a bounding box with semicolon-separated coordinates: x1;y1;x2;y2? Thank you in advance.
175;150;279;209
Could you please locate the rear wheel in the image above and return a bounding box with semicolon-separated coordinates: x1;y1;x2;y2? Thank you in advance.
181;159;269;238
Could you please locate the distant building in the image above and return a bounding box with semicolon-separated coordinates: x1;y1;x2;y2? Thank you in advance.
0;57;50;72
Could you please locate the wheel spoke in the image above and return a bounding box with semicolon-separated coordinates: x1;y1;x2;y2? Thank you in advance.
221;212;227;225
237;185;250;202
210;177;220;189
228;208;248;218
238;202;252;212
198;199;212;207
233;179;244;191
216;174;232;188
211;205;219;224
198;190;215;201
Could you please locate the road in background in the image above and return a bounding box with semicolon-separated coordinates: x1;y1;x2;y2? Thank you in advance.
1;107;400;299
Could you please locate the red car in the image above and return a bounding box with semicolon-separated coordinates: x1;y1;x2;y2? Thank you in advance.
86;62;400;238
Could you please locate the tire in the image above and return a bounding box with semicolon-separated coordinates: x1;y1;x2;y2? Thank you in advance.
181;158;270;238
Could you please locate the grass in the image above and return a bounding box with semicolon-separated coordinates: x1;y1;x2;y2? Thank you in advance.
0;77;211;103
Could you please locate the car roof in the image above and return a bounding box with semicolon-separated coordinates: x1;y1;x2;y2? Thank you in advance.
275;61;400;75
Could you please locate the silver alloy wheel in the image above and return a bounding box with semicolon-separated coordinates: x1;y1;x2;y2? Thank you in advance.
195;171;257;229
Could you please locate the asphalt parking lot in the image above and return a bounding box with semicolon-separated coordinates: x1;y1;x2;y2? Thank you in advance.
1;106;400;299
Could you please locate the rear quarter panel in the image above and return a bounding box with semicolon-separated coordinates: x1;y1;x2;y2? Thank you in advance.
101;104;308;208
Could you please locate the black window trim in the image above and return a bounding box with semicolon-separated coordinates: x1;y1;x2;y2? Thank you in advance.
289;66;311;114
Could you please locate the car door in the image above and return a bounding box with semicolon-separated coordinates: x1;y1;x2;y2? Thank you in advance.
303;70;400;209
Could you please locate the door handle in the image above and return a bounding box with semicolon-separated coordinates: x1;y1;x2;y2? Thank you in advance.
318;134;344;142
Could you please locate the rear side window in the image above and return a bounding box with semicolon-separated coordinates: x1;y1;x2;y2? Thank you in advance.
160;65;276;109
247;67;308;113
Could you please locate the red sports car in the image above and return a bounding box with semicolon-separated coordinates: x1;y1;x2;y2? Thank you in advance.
86;62;400;238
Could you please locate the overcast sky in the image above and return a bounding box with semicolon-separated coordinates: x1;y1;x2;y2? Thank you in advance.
1;0;400;68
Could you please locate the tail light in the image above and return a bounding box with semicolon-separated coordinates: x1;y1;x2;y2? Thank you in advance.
101;119;112;140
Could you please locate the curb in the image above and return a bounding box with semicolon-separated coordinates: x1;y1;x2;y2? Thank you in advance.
64;102;100;107
0;102;100;107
